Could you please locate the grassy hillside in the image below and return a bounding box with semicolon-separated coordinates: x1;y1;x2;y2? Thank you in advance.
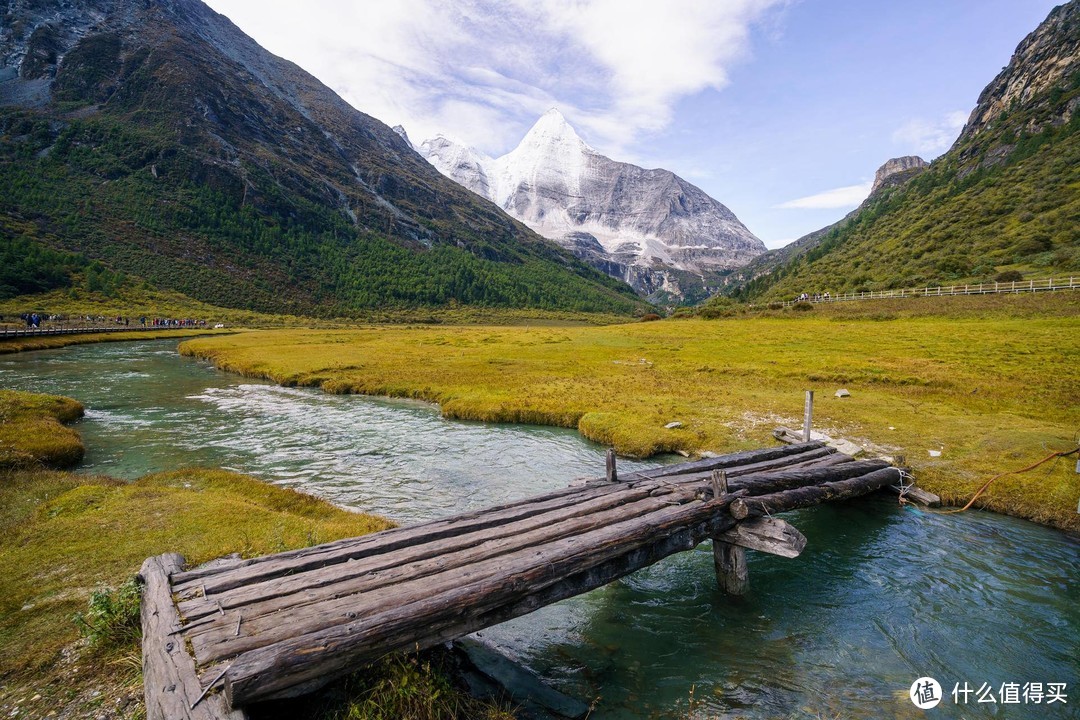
0;111;645;315
735;4;1080;301
739;119;1080;301
179;293;1080;530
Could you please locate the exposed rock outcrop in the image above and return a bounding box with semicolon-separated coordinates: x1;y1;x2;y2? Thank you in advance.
960;1;1080;141
871;156;928;193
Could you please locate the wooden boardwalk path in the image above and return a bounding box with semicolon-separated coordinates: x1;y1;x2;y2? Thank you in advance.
0;325;194;339
778;274;1079;307
140;441;902;718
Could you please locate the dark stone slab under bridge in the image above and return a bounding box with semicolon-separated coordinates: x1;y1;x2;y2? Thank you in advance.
139;441;902;718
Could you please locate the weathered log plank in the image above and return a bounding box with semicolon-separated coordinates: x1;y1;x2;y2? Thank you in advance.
140;553;245;720
241;513;739;702
897;484;941;507
715;518;806;558
222;467;894;704
175;442;828;588
179;457;874;624
175;482;626;597
175;442;836;597
146;443;899;712
222;496;748;705
587;443;834;487
186;487;711;663
185;461;883;659
187;462;889;663
730;467;901;519
631;441;828;479
712;459;889;499
177;481;669;622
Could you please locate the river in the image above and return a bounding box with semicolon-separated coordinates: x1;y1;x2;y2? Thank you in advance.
2;339;1077;719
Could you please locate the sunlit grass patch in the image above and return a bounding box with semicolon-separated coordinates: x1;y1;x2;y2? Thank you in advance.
0;467;394;679
0;389;85;467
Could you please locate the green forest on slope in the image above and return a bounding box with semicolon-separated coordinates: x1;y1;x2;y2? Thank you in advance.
0;5;647;317
0;111;645;315
733;69;1080;302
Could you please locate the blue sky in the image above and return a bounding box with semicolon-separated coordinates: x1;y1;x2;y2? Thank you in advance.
204;0;1062;248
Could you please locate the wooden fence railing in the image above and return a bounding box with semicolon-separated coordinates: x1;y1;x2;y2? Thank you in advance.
778;276;1079;307
0;325;195;339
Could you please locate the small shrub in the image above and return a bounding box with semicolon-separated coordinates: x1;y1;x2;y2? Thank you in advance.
995;270;1023;282
639;313;661;322
793;301;814;312
72;577;142;651
324;653;515;720
697;296;743;319
767;302;783;310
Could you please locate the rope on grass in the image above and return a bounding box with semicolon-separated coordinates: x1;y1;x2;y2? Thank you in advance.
913;446;1080;514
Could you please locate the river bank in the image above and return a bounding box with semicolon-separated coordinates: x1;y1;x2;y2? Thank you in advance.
0;387;523;720
177;296;1080;531
0;328;230;355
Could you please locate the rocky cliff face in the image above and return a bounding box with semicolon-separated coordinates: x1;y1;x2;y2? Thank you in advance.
417;109;765;301
960;1;1080;142
871;155;928;193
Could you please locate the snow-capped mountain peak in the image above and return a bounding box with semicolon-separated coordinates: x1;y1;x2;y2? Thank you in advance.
414;112;765;300
514;108;591;153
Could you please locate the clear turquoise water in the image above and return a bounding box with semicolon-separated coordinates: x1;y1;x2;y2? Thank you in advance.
2;340;1077;719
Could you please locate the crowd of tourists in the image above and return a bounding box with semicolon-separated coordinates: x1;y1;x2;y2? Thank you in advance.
1;313;212;330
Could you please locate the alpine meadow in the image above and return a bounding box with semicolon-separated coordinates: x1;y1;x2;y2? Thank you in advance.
1;2;1078;720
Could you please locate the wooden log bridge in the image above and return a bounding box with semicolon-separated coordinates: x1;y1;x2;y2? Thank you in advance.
140;441;900;718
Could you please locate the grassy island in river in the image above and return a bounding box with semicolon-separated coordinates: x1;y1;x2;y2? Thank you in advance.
179;293;1080;531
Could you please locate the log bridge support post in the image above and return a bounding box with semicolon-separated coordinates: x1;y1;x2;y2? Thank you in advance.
710;469;748;595
710;470;808;595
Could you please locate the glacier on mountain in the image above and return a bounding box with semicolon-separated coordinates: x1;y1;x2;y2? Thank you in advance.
416;109;765;299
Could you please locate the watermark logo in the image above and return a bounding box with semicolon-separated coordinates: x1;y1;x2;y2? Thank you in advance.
910;677;943;709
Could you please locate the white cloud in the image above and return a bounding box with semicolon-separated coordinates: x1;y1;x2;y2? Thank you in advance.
203;0;785;157
775;181;872;210
891;110;968;157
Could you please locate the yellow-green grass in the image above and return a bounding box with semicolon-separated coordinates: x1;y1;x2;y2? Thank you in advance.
180;293;1080;530
0;389;85;468
0;467;394;677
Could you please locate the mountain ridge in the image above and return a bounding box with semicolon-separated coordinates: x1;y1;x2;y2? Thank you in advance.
416;109;766;303
0;0;647;315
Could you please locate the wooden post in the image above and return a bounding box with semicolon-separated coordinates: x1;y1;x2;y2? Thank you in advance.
713;540;748;595
605;449;617;483
710;469;727;499
802;390;814;442
711;468;744;594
